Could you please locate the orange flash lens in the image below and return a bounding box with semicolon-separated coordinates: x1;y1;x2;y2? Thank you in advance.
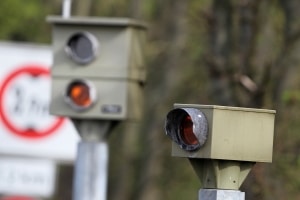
69;83;91;107
180;115;199;145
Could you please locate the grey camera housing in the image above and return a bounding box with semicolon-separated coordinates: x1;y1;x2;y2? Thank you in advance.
165;104;276;190
168;104;276;162
48;16;147;120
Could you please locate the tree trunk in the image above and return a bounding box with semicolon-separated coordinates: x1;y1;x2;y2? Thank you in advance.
135;0;188;199
73;0;93;16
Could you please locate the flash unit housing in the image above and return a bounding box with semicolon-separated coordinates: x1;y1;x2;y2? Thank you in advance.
165;108;208;151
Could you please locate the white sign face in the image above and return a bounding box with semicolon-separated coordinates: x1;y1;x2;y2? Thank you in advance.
0;41;80;162
0;158;56;198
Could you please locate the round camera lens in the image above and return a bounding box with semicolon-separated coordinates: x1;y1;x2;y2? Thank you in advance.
165;108;208;152
69;35;92;60
66;32;98;64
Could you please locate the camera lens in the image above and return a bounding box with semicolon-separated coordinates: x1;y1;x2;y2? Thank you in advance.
66;32;98;64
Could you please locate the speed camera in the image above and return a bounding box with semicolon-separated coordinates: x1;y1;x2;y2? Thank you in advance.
47;16;147;120
165;104;276;189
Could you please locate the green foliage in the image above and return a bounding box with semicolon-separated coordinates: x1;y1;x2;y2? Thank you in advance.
160;158;200;200
282;90;300;105
0;0;57;42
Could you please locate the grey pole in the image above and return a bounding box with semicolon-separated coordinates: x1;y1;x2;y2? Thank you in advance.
72;120;112;200
198;189;245;200
62;0;72;18
73;142;108;200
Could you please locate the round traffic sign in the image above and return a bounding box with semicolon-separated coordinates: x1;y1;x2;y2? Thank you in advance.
0;65;65;139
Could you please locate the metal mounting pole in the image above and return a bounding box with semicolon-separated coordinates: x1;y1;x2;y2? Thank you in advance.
198;189;245;200
62;0;72;18
72;120;112;200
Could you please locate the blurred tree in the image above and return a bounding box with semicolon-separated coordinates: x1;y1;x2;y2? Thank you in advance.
134;0;190;199
0;0;58;42
200;0;300;199
73;0;93;16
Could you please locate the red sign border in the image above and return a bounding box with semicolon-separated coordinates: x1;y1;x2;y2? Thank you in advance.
1;196;36;200
0;65;65;139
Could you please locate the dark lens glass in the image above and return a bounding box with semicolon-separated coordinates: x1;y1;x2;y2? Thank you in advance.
67;33;95;63
180;115;199;145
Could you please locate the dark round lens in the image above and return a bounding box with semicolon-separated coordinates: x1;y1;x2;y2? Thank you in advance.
69;35;92;60
180;115;199;145
66;33;97;64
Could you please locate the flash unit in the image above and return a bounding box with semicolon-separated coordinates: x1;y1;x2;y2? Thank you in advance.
64;79;96;111
165;108;208;151
65;32;99;64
